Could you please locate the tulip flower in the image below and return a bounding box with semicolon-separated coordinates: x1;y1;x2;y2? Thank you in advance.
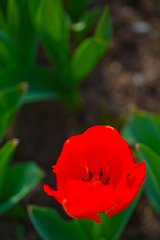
43;125;146;223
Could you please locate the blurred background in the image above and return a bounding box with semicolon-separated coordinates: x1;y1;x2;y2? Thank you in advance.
0;0;160;239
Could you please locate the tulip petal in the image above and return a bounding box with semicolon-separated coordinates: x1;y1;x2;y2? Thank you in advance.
43;184;64;204
106;161;146;217
62;198;101;223
83;126;135;186
56;136;88;180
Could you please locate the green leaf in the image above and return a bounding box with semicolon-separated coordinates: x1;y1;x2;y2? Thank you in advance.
7;0;19;35
36;0;70;69
2;203;27;220
0;83;27;141
0;139;18;199
0;7;6;31
145;165;160;216
121;109;160;156
16;0;38;65
0;66;83;110
136;143;160;216
68;37;108;83
27;0;40;25
0;30;20;67
71;6;101;44
0;66;63;103
65;0;87;22
0;161;44;214
137;143;160;187
28;205;87;240
94;6;113;43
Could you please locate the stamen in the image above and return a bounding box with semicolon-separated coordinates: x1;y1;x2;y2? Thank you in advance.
82;178;86;181
89;170;93;181
104;177;110;185
99;168;103;180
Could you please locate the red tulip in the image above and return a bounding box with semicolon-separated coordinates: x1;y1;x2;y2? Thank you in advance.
43;125;146;223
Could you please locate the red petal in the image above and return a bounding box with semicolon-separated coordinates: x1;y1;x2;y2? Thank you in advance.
62;198;101;223
55;126;135;185
83;126;135;186
106;161;146;217
64;179;96;209
56;135;88;180
43;184;64;204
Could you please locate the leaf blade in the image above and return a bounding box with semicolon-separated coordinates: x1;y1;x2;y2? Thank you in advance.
0;139;18;198
94;6;113;43
28;205;87;240
68;37;108;83
0;161;44;214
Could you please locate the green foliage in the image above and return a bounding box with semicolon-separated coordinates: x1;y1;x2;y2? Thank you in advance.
28;187;143;240
94;6;113;43
35;0;70;69
68;38;108;83
28;206;87;240
0;139;44;215
122;108;160;218
65;6;112;85
65;0;87;22
121;108;160;155
0;83;27;142
71;6;101;44
137;144;160;216
0;0;37;67
0;0;113;109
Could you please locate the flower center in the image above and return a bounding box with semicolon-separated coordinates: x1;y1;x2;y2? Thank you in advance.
82;168;110;186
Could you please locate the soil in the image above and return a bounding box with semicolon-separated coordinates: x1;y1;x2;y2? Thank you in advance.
0;0;160;239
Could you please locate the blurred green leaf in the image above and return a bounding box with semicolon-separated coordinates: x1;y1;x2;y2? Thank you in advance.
71;6;101;43
2;203;27;220
15;222;25;240
27;0;40;25
7;0;19;35
137;143;160;187
0;67;63;102
0;67;83;110
65;0;87;22
35;0;70;69
0;161;44;214
121;108;160;156
68;37;108;83
0;140;17;199
16;0;38;65
0;30;20;67
0;83;27;141
63;88;83;112
94;6;113;43
0;7;6;30
145;166;160;216
28;205;87;240
0;1;38;66
137;143;160;216
0;0;7;15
